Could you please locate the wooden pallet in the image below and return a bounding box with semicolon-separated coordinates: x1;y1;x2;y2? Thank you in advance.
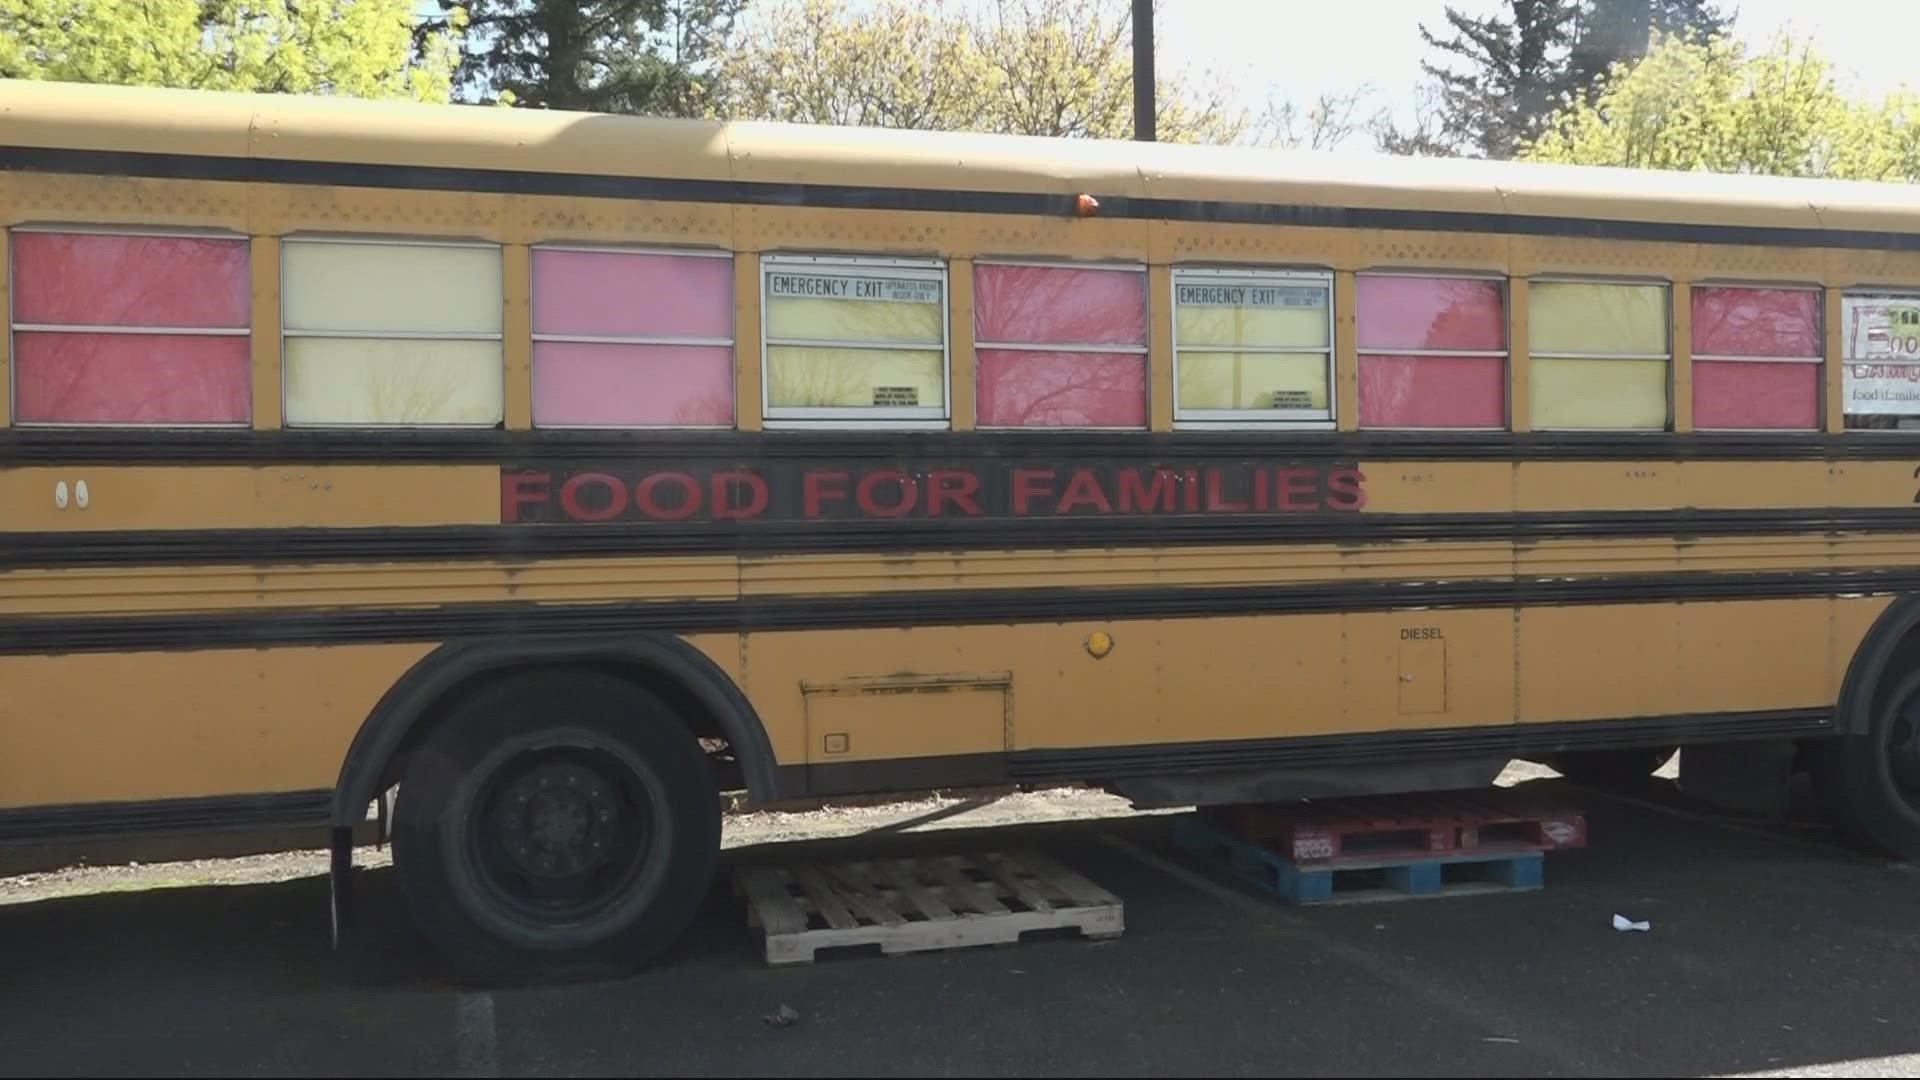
1173;814;1548;906
735;850;1124;966
1208;789;1587;863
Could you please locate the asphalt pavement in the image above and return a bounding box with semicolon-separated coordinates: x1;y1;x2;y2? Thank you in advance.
2;773;1916;1078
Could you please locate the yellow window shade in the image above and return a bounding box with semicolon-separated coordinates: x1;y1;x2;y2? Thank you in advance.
284;337;504;425
1531;357;1668;429
1529;281;1668;355
283;241;502;335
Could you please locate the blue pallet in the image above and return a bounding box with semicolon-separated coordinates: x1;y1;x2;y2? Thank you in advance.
1171;814;1546;905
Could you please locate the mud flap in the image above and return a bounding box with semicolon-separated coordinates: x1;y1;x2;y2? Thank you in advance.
329;825;353;949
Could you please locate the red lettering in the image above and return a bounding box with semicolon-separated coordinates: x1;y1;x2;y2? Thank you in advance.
1118;469;1176;513
712;470;768;520
1204;468;1249;512
1056;469;1113;514
635;472;701;521
1013;469;1055;515
502;470;552;523
1183;469;1201;512
804;471;849;518
558;472;627;522
856;470;918;517
1326;467;1368;511
1275;467;1319;512
929;470;982;516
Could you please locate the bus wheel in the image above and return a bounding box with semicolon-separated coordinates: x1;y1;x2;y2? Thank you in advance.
391;671;720;981
1811;667;1920;860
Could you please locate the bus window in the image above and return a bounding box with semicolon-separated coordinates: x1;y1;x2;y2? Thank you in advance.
1529;278;1670;430
1172;267;1334;428
761;254;949;427
531;245;735;428
1691;284;1821;431
1842;291;1920;430
1355;272;1508;430
281;235;505;428
974;260;1148;429
9;227;250;426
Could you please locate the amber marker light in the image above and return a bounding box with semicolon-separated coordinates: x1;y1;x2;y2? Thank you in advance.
1085;630;1115;658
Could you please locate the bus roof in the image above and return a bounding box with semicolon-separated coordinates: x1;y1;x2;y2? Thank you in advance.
5;77;1920;241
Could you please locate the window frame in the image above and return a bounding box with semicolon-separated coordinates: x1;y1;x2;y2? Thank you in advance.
278;232;506;430
972;256;1150;432
1689;279;1824;433
1526;273;1674;433
529;242;736;430
8;223;253;430
1353;268;1510;432
759;253;951;429
1170;265;1337;430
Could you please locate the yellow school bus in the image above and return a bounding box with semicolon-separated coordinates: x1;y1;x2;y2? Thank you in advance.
5;78;1920;979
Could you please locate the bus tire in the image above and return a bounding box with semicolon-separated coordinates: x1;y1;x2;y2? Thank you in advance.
1809;668;1920;860
390;670;720;982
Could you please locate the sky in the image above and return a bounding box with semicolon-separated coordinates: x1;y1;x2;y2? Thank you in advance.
1148;0;1920;145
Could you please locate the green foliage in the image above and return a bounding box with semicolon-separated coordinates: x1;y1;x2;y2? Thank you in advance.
0;0;465;102
715;0;1249;144
1522;30;1920;182
421;0;745;113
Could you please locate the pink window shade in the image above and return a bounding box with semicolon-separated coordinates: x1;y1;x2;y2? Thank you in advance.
1691;286;1821;357
1357;354;1507;429
532;342;733;426
1692;359;1819;430
977;350;1147;427
13;333;251;424
974;264;1147;346
1355;275;1505;352
11;232;249;328
531;249;733;339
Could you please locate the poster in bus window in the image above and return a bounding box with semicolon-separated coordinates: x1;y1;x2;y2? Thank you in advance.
1842;296;1920;415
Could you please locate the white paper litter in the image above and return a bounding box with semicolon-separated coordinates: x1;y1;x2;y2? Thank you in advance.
1612;914;1651;932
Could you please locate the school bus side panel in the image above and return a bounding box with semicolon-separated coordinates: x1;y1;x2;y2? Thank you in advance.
0;644;433;809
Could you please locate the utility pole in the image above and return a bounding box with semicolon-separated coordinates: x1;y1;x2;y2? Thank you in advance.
1132;0;1154;141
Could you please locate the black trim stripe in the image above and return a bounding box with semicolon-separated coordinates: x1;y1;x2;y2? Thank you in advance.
0;789;331;844
1007;707;1835;783
778;707;1835;799
9;506;1920;570
3;427;1919;466
1;567;1914;656
4;144;1920;252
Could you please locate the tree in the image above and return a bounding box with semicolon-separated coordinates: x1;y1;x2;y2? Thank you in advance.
1521;30;1920;183
713;0;988;130
1256;88;1372;152
1563;0;1732;98
1411;0;1734;159
1415;0;1581;159
418;0;745;112
0;0;464;101
715;0;1251;144
1368;78;1457;156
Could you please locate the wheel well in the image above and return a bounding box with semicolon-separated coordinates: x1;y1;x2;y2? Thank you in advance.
380;661;744;796
1867;626;1920;727
1827;592;1920;754
331;637;779;827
